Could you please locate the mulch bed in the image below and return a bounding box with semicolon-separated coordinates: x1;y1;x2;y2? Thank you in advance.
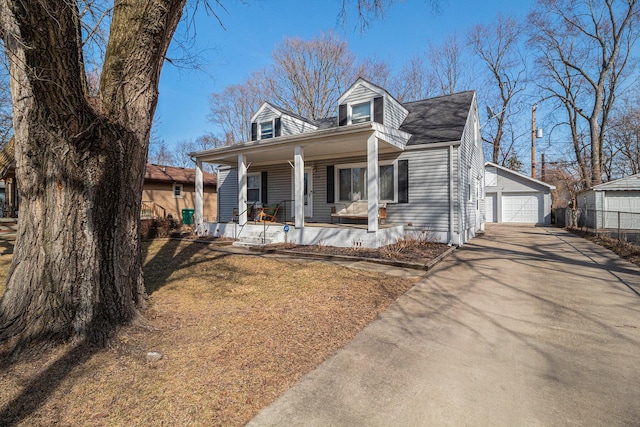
269;241;450;264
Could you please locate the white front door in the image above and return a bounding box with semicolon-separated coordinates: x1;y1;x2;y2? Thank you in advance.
304;168;313;217
292;167;313;218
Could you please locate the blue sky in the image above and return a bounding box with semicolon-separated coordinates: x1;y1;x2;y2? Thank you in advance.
154;0;535;147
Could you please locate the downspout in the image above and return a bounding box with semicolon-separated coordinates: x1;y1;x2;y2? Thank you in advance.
448;144;454;246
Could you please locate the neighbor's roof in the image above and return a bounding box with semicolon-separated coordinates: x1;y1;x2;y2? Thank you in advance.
144;164;217;186
591;173;640;191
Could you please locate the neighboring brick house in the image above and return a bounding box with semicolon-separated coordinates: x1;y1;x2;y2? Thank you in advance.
0;141;218;222
143;164;217;222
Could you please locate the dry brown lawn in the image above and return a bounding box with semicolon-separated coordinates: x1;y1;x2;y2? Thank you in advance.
0;238;420;426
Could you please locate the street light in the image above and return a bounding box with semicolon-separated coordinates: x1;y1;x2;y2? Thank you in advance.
531;105;543;178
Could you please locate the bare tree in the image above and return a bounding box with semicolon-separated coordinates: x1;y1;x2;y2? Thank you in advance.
605;96;640;176
208;78;263;144
427;32;473;95
261;31;358;120
529;0;640;186
388;55;436;102
173;133;221;173
208;31;390;144
469;15;527;164
149;141;177;166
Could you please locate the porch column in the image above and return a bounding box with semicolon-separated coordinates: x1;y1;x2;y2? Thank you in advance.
294;145;305;228
195;160;204;235
367;134;379;232
238;154;248;225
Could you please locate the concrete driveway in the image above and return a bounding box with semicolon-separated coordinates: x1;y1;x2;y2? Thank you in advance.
248;225;640;426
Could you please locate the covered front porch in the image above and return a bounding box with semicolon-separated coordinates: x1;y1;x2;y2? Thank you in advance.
191;122;411;248
204;220;406;248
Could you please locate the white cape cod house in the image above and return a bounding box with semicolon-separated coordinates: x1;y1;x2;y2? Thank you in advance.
191;78;485;248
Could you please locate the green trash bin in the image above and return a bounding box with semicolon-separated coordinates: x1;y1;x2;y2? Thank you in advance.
182;208;195;225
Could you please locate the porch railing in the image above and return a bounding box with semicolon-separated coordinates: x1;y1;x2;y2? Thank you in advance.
141;201;167;220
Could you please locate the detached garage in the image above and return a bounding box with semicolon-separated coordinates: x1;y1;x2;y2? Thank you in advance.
485;162;555;224
576;173;640;230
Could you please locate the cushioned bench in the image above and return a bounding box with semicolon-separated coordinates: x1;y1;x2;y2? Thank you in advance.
330;201;387;224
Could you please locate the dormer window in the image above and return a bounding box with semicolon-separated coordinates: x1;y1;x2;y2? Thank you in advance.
260;121;273;139
351;102;371;124
251;117;282;141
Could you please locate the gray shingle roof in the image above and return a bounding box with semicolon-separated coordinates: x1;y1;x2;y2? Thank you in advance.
400;91;474;146
264;90;475;145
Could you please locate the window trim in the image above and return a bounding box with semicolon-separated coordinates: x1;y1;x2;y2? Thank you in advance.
246;172;261;203
334;160;398;203
259;120;274;140
173;183;184;199
349;101;372;124
246;172;262;203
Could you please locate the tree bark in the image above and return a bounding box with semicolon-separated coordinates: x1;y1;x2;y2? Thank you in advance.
0;0;185;352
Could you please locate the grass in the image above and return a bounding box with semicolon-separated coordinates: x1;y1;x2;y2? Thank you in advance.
0;238;419;426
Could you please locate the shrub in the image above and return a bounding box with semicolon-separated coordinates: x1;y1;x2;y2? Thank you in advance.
140;218;180;239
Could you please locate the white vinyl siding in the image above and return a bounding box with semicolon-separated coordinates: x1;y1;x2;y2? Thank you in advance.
281;116;317;136
217;167;237;222
485;167;498;187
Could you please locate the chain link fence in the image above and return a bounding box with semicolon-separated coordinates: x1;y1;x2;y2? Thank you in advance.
554;207;640;245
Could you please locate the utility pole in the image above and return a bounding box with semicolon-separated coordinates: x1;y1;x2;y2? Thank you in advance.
531;104;537;179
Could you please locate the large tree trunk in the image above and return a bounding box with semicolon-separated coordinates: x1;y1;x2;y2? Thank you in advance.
0;0;185;352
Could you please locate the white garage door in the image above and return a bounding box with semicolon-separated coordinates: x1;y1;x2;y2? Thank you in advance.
486;194;496;222
502;193;543;223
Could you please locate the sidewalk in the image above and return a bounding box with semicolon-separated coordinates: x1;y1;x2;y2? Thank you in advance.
247;225;640;426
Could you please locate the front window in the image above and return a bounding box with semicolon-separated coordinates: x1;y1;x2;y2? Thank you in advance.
247;173;261;202
338;164;395;201
351;102;371;124
379;164;395;200
260;121;273;139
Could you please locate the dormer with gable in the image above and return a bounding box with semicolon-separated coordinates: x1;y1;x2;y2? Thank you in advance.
250;102;318;141
337;77;409;130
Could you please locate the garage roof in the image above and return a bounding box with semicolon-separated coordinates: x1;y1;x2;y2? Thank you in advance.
485;162;556;190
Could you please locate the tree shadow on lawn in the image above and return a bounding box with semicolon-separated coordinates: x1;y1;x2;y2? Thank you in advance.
0;239;223;425
141;238;234;295
0;340;101;426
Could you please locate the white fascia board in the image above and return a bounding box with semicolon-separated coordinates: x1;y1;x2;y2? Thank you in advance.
283;113;318;131
250;102;281;123
484;161;556;190
403;140;462;150
192;122;378;161
371;122;411;149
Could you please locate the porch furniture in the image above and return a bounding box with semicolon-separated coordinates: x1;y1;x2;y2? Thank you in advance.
232;202;261;223
331;201;387;224
255;203;281;222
